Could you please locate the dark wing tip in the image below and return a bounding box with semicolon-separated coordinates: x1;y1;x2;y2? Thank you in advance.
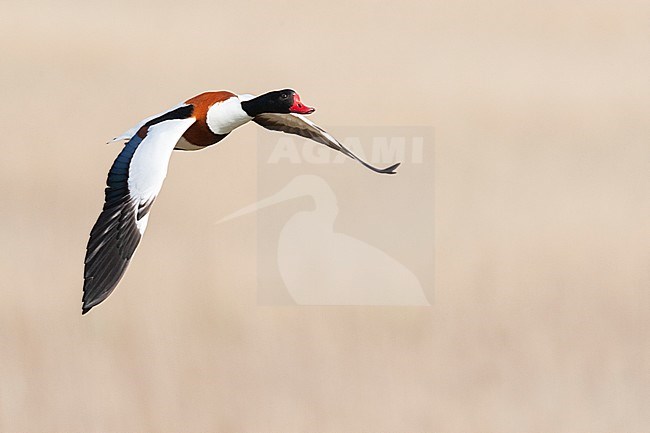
81;278;106;315
82;292;103;314
82;283;101;314
361;161;401;175
379;162;401;174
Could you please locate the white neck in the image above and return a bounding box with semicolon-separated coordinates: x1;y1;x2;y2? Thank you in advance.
206;96;253;135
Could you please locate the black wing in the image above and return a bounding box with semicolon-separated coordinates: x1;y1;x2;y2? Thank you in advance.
82;135;143;314
82;111;195;314
254;113;400;174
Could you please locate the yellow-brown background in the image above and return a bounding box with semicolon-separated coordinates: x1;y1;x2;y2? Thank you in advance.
0;1;648;431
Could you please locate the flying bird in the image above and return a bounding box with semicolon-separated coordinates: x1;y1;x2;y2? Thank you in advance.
82;89;400;314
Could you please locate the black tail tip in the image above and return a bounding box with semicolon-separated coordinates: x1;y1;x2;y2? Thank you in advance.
82;305;92;315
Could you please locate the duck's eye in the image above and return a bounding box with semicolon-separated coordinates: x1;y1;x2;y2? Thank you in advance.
280;93;288;100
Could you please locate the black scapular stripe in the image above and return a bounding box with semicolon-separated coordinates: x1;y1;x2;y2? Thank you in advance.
136;104;194;137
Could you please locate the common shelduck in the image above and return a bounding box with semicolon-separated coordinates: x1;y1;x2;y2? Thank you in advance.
82;89;400;314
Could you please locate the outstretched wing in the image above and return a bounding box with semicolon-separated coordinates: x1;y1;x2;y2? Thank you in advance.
82;112;195;314
253;113;400;174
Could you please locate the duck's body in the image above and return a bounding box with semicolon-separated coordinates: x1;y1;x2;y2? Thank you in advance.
116;91;253;151
177;91;249;150
82;89;400;314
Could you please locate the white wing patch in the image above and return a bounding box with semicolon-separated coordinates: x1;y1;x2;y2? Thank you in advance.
127;117;196;207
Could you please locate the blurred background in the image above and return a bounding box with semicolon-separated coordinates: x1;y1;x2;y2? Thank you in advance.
0;0;648;431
